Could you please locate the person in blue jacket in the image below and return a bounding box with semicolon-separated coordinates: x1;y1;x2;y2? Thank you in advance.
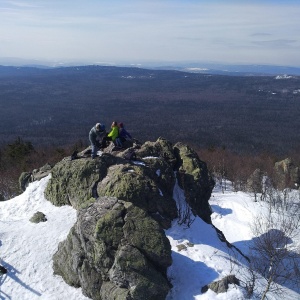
89;123;106;158
118;122;132;143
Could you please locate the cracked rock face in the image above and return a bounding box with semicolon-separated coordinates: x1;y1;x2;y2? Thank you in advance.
45;138;215;299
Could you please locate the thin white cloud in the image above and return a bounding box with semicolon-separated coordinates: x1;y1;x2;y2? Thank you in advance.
252;39;297;48
251;33;273;37
0;1;300;66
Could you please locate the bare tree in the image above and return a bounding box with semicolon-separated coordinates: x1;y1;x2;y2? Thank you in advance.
247;169;264;202
249;188;300;300
223;188;300;299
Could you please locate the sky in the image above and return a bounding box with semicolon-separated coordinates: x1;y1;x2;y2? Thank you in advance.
0;0;300;67
0;172;299;299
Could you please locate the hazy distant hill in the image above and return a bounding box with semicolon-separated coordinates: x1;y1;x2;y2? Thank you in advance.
0;65;299;155
1;57;300;76
171;63;300;76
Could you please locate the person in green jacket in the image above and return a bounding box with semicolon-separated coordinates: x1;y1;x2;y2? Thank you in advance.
108;121;119;141
101;121;121;148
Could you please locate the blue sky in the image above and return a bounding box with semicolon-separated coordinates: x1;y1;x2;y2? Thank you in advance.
1;0;300;66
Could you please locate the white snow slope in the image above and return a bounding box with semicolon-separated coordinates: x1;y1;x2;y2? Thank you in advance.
0;176;299;300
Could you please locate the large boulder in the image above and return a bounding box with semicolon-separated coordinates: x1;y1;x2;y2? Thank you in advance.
53;197;172;300
274;158;300;189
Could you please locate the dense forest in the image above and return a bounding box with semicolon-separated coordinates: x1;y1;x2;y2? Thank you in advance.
0;65;300;199
0;65;299;153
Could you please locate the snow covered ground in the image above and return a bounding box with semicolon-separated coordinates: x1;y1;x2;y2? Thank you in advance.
0;177;299;299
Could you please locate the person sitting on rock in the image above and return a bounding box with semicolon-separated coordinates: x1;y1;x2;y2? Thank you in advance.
89;123;106;158
118;122;132;143
101;121;121;148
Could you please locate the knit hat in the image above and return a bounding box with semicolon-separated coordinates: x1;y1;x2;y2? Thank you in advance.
96;123;105;131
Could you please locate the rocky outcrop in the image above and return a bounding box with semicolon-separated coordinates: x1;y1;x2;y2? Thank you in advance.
44;138;215;299
19;163;52;191
274;158;300;189
53;197;172;300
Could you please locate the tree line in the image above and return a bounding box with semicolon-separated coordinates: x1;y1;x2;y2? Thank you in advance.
1;136;299;201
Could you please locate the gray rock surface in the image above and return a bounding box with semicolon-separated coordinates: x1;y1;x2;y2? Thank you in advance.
29;211;47;223
173;142;215;223
202;275;240;294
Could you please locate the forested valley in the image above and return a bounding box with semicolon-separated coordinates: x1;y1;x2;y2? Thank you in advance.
1;65;300;199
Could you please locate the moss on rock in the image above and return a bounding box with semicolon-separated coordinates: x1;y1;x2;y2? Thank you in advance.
44;158;103;208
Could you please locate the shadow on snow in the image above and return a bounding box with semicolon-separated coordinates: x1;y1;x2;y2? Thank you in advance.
0;260;42;299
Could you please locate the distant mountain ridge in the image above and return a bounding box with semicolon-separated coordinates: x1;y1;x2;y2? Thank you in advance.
1;57;300;76
153;63;300;76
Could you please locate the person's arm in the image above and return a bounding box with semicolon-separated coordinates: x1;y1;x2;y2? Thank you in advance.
97;129;106;139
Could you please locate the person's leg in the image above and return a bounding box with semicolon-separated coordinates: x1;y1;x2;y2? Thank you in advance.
115;138;122;148
91;143;97;158
89;137;98;158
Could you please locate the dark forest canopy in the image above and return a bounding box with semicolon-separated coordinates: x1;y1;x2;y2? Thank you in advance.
0;65;300;155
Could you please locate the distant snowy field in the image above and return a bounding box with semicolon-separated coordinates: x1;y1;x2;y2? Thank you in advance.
0;177;299;300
